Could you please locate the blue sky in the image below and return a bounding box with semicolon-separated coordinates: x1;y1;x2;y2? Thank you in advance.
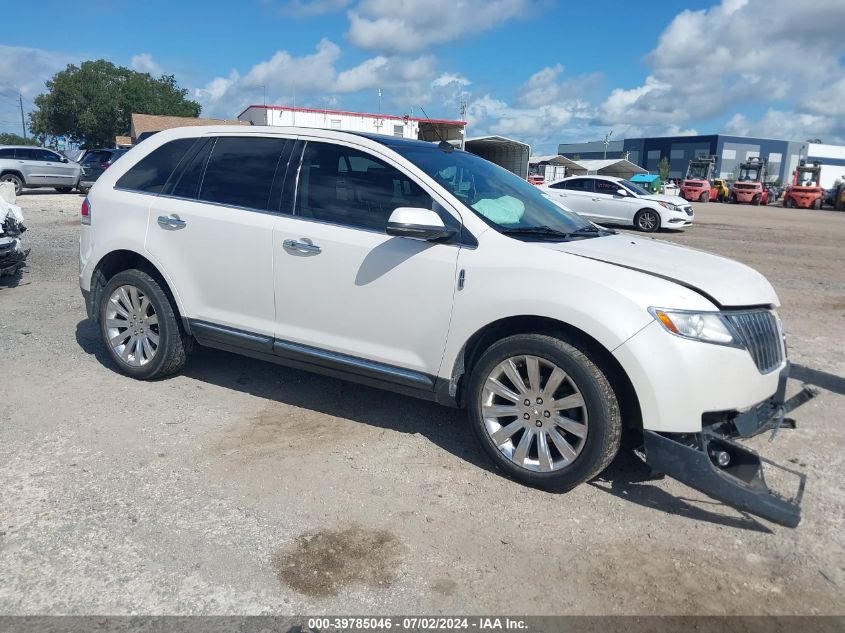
2;0;844;152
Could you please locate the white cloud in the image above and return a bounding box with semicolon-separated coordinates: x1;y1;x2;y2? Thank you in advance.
131;53;164;76
195;39;441;118
347;0;531;53
595;0;845;142
0;45;74;101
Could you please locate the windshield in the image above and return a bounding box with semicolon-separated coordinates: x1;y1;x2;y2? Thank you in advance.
390;145;592;235
621;180;650;196
686;163;710;180
738;166;761;181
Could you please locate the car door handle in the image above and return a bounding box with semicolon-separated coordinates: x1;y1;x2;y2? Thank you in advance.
283;238;321;255
157;215;187;229
591;197;601;201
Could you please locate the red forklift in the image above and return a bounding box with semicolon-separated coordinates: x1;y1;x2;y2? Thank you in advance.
783;160;823;209
729;156;769;205
680;155;719;202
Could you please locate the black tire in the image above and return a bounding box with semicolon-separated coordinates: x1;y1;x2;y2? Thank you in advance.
98;268;189;380
699;192;709;203
467;333;622;491
1;173;23;195
784;196;795;209
55;186;73;193
77;185;90;195
633;208;660;232
813;198;822;210
752;194;760;206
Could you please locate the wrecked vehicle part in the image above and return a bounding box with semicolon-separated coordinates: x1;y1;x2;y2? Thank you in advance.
643;364;818;527
0;200;28;276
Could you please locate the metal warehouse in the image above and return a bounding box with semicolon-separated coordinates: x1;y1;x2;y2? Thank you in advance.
559;134;845;187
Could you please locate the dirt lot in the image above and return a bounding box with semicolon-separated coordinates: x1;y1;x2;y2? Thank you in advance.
1;192;843;615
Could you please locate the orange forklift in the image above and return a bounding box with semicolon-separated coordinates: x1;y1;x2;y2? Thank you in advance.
680;155;719;202
783;160;824;209
729;156;769;205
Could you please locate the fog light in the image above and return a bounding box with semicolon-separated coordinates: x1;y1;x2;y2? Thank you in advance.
710;450;731;467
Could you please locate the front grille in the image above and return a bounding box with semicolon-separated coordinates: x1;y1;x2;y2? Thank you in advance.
734;183;757;190
725;310;784;374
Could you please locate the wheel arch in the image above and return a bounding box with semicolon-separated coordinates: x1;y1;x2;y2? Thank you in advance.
89;249;189;334
442;315;642;430
0;169;25;183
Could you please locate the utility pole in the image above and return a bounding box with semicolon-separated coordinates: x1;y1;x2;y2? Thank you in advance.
603;130;613;159
378;88;382;114
19;93;27;140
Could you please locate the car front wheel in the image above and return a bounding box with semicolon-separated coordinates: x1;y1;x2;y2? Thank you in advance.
98;269;189;380
467;334;621;491
634;209;660;232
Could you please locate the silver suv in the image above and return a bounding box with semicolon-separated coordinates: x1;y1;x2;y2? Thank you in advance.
0;145;81;194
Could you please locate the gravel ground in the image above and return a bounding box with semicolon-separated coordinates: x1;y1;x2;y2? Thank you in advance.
0;191;843;615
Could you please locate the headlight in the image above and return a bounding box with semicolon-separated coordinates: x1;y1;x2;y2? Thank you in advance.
657;201;680;211
648;308;741;347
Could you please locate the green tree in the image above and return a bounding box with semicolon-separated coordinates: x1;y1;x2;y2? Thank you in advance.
658;156;670;181
29;59;201;148
0;132;38;146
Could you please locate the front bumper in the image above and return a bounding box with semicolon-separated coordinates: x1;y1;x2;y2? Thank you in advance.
644;364;818;527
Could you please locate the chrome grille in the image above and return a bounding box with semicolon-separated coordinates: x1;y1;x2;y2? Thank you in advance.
725;310;784;374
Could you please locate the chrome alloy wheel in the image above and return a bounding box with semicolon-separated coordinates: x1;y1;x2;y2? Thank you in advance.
637;210;658;231
105;285;160;367
481;355;589;472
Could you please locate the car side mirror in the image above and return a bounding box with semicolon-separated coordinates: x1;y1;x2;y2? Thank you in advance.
616;188;628;197
386;207;457;242
60;156;69;163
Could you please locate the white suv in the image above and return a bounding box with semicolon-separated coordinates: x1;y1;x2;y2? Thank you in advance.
540;175;693;231
79;126;813;526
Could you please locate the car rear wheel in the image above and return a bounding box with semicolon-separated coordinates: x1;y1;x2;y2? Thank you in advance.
467;334;621;491
1;173;23;195
77;185;90;194
99;269;189;380
633;209;660;232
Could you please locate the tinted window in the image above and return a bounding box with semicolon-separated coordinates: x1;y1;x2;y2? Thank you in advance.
82;150;112;164
548;181;567;189
564;178;593;192
296;142;434;231
167;137;214;200
198;137;287;211
16;148;39;161
115;138;195;194
0;148;14;158
594;179;620;194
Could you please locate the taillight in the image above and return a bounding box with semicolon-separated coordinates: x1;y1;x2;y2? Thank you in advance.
81;197;91;225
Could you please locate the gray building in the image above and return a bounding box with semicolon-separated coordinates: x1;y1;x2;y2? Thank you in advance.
558;134;810;185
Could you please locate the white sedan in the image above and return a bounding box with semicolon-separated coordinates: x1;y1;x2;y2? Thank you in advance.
540;175;693;232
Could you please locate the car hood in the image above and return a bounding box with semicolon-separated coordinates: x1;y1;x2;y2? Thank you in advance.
641;193;690;206
541;234;779;307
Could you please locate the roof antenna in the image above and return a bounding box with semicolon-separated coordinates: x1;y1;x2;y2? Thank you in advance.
419;105;453;152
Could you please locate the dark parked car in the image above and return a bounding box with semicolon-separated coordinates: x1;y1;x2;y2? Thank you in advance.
77;148;129;193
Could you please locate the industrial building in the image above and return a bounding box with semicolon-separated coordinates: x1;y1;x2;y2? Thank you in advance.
238;104;466;146
558;134;845;188
238;105;532;178
529;155;646;182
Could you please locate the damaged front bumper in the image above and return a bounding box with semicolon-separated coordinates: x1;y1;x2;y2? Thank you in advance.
644;364;818;527
0;201;29;276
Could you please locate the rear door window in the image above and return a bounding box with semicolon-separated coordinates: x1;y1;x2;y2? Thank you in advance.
115;138;196;194
197;136;289;211
563;178;594;192
0;148;15;158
